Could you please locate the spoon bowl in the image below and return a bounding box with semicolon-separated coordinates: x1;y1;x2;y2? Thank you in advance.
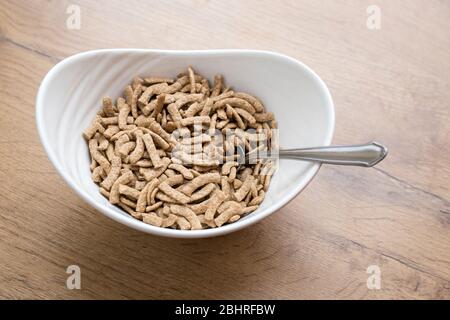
36;49;335;238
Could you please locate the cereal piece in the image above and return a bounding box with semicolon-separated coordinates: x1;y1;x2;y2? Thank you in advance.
167;103;183;128
175;94;204;109
142;212;163;227
223;123;237;131
166;76;190;94
130;85;143;118
253;161;262;176
145;202;163;213
144;178;160;204
189;183;216;203
250;182;258;198
136;180;152;213
233;179;243;189
198;214;216;228
184;102;203;118
228;166;237;182
170;205;202;230
114;134;130;156
214;202;243;227
141;133;162;168
188;66;196;93
254;112;274;122
92;166;104;183
164;174;185;187
110;128;132;141
162;205;171;217
139;157;171;181
134;180;147;191
120;196;137;209
83;120;105;140
135;115;151;127
158;181;191;204
109;171;134;204
239;167;253;181
233;92;264;112
105;116;133;126
161;214;178;228
200;98;213;116
217;108;227;120
118;201;141;220
180;116;210;127
142;129;170;150
88;138;111;173
99;187;110;198
119;184;140;200
249;190;265;206
211;90;234;103
216;119;229;129
235;108;256;125
204;190;226;221
226;105;245;129
151;94;166;118
228;215;240;223
176;216;191;230
117;98;131;130
177;172;221;196
148;119;176;145
221;176;232;200
242;206;257;214
102;97;115;117
103;125;120;139
132;77;143;90
127;133;144;164
155;190;176;203
168;164;194;180
211;74;223;97
133;159;152;167
95;133;109;151
189;198;212;214
143;77;174;85
118;141;136;157
138;83;169;106
90;158;97;172
124;85;133;108
100;156;122;190
213;98;255;114
221;161;238;175
164;168;176;177
234;175;255;202
201;79;210;96
208;113;218;135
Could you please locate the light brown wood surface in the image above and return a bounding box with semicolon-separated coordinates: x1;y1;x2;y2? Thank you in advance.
0;0;449;300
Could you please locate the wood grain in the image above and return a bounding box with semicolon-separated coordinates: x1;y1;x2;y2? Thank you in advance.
0;0;449;299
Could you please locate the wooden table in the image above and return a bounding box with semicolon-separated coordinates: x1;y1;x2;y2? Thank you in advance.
1;0;449;300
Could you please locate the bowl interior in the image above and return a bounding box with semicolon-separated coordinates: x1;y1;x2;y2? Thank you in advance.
36;49;334;238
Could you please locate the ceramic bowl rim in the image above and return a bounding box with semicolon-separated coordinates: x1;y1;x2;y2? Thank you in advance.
35;48;335;238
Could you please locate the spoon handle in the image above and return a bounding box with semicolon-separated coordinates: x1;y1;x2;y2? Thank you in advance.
278;142;388;167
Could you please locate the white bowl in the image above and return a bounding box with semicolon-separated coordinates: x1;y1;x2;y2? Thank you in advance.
36;49;334;238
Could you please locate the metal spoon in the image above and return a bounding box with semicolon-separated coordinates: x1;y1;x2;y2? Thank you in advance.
240;141;388;167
